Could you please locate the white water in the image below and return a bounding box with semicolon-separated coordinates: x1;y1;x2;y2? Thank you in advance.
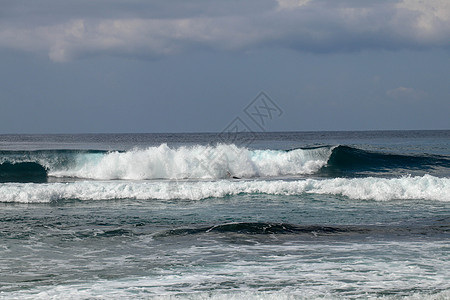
6;283;450;300
4;239;450;299
48;144;332;180
1;175;448;203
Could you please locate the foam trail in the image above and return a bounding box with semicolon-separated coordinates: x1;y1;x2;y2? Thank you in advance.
49;144;332;180
0;175;448;203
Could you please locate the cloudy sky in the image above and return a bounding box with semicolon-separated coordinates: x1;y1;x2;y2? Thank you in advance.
0;0;449;133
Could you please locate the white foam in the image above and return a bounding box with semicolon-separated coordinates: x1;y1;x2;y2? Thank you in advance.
10;287;450;300
3;262;449;300
0;175;448;203
48;144;331;180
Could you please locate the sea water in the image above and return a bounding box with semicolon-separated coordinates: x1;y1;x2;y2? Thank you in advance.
0;131;449;299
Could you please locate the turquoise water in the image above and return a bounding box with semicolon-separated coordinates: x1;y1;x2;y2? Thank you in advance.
0;131;449;299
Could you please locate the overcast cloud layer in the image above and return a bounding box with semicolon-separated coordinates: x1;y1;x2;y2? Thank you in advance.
1;0;450;62
0;0;449;133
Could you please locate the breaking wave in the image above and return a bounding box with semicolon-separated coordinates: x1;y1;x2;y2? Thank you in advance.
0;175;448;203
0;144;448;182
0;145;331;181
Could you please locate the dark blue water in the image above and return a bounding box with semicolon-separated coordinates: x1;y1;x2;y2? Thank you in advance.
0;131;449;299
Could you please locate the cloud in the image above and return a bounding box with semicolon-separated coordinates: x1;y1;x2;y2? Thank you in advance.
276;0;311;10
397;0;450;42
386;86;428;101
0;0;449;62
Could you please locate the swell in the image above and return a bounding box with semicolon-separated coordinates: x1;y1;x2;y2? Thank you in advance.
156;221;449;237
0;149;107;182
318;145;450;177
0;162;48;183
157;223;357;237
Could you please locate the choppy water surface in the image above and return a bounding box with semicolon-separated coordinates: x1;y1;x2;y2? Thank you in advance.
0;131;449;299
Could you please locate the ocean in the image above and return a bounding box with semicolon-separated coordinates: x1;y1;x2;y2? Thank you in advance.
0;131;449;299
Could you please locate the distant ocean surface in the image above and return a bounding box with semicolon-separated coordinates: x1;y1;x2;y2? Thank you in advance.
0;131;449;299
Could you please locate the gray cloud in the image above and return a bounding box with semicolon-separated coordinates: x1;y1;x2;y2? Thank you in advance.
0;0;449;62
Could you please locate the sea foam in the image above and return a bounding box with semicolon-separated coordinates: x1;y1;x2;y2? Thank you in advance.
48;144;332;180
1;175;448;203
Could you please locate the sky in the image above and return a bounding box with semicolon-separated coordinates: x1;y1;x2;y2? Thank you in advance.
0;0;449;134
